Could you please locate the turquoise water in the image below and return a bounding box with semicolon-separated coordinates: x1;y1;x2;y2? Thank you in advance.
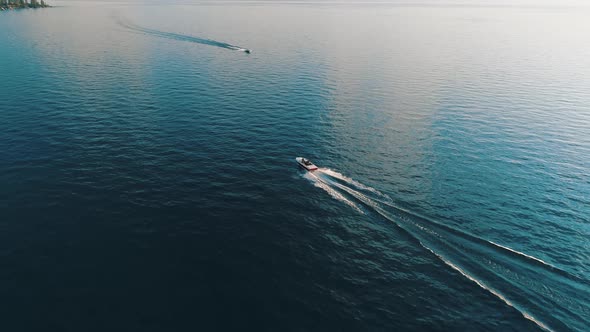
1;2;589;331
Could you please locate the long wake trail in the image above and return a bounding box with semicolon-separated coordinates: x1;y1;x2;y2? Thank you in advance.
114;16;250;53
304;168;590;332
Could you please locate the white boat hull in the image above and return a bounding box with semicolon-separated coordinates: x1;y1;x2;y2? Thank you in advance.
296;157;318;171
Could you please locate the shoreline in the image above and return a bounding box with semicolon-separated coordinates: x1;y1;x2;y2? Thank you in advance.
1;2;50;11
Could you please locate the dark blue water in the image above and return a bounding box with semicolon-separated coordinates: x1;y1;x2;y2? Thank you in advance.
1;2;589;331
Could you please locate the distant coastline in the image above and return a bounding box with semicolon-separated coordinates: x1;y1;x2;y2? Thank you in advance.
1;0;50;11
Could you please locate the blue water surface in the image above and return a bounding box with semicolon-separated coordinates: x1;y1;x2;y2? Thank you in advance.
1;2;589;331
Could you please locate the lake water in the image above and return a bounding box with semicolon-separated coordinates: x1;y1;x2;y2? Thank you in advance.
1;1;589;331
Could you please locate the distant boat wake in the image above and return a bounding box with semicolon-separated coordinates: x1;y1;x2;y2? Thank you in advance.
115;17;251;53
303;169;590;332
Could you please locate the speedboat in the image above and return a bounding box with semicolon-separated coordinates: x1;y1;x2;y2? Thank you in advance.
244;49;251;54
296;157;318;171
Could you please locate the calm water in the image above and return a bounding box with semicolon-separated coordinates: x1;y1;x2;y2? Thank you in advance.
1;2;589;331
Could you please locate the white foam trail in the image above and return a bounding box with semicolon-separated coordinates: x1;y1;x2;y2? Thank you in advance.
323;177;382;210
489;241;554;268
228;46;250;52
304;172;364;214
318;168;391;199
426;247;554;332
370;203;556;332
367;194;556;270
300;167;567;332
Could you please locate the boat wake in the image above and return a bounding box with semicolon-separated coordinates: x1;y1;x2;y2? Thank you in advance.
114;16;250;53
303;168;590;332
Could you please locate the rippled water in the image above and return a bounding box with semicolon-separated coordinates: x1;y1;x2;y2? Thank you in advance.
1;2;589;331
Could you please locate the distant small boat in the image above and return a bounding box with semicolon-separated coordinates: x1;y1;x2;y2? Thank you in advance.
244;49;251;54
296;157;318;171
